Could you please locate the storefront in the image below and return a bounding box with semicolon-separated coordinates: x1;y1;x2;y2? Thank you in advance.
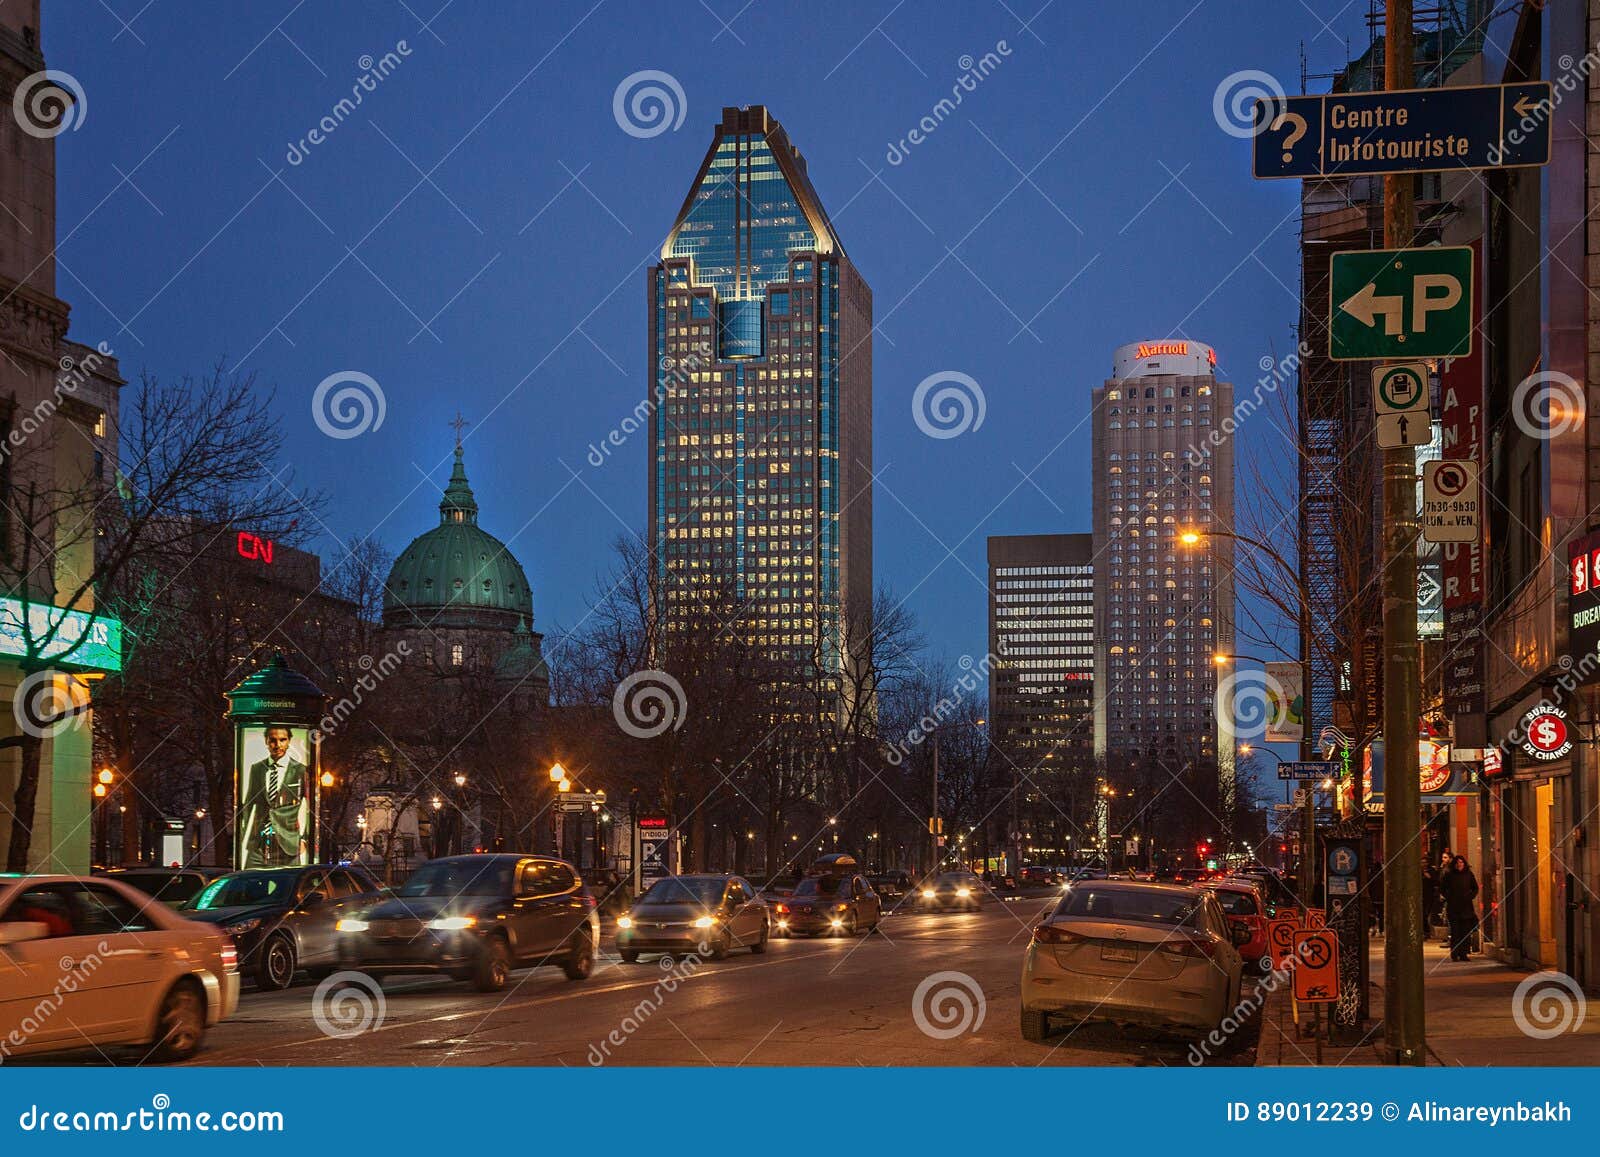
1485;696;1584;978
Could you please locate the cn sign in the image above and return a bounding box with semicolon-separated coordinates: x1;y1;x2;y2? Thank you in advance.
236;531;275;564
1516;706;1572;763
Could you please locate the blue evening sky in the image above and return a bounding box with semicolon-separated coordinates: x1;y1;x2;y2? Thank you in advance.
54;1;1425;677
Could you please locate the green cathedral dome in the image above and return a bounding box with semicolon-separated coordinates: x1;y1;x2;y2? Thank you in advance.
382;446;534;631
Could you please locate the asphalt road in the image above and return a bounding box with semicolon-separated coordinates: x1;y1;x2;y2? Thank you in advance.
27;898;1263;1067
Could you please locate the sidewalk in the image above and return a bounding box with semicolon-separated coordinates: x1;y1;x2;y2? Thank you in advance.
1255;937;1600;1066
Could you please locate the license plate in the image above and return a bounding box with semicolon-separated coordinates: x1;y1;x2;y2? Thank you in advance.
1100;944;1139;963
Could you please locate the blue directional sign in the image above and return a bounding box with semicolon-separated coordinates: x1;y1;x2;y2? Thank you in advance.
1277;760;1333;781
1253;81;1551;179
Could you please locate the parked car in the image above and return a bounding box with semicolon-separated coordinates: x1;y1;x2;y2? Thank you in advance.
102;867;213;909
185;864;384;990
616;874;767;960
0;875;239;1062
916;870;983;911
1020;881;1247;1042
1021;866;1060;886
1203;878;1270;969
774;870;881;936
336;854;598;992
1232;867;1299;916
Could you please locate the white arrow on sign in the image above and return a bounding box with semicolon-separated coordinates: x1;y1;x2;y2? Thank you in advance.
1341;283;1404;334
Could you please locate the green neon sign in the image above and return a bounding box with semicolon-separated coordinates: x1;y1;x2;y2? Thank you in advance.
0;597;123;672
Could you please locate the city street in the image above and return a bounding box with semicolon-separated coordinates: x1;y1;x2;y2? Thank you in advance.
28;899;1261;1068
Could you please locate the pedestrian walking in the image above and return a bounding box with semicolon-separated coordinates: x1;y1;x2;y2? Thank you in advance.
1442;854;1479;961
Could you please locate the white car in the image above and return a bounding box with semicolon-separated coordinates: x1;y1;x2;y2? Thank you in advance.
1019;880;1246;1042
0;874;240;1062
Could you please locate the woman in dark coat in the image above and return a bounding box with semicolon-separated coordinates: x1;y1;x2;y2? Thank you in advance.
1442;854;1479;961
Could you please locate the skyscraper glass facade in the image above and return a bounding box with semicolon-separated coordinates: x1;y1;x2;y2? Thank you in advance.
648;107;871;702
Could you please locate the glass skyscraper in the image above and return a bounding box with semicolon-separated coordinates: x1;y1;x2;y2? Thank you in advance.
648;106;872;711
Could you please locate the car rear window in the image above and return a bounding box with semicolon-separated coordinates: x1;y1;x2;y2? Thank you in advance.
1054;887;1200;925
1211;889;1259;916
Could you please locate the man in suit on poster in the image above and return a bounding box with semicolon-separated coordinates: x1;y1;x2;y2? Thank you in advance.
239;725;308;868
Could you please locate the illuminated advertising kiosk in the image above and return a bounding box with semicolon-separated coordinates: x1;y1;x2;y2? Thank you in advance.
224;653;328;871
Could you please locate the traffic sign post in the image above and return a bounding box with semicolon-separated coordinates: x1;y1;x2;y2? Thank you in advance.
1253;81;1551;179
1372;361;1429;414
1267;915;1300;971
1331;246;1473;360
1421;459;1480;543
1292;928;1340;1003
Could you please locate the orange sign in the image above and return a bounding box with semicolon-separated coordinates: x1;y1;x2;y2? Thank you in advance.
1292;928;1339;1002
1267;916;1300;969
1305;908;1325;927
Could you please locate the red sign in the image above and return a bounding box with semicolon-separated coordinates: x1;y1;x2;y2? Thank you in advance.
637;815;668;830
236;531;275;564
1520;707;1572;761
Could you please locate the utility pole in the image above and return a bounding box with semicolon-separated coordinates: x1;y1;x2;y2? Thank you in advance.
1382;0;1425;1066
931;737;940;875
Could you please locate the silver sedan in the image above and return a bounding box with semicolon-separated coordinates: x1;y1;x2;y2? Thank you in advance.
1019;881;1246;1041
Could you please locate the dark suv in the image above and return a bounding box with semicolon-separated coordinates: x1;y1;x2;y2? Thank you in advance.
185;864;384;990
336;854;599;992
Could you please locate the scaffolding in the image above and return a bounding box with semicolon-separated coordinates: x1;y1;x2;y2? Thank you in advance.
1294;0;1486;736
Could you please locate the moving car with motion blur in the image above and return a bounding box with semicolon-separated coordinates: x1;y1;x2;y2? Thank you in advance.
1019;881;1247;1042
336;854;598;992
185;863;384;990
0;875;239;1062
1202;877;1270;969
616;874;768;960
916;869;983;911
774;862;881;936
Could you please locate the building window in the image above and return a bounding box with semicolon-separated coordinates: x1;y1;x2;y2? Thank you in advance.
451;644;464;667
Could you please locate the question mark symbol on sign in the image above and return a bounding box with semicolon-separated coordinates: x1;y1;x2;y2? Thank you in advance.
1272;111;1307;163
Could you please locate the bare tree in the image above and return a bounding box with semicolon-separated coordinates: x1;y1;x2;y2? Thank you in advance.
3;365;320;870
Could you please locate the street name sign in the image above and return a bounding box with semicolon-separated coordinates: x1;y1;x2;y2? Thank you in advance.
1276;760;1332;781
1422;459;1480;543
1330;246;1472;361
1253;81;1551;180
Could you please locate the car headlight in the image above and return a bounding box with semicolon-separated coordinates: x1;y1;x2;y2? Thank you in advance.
835;903;849;912
224;917;261;936
426;915;478;931
956;888;971;898
335;918;369;933
617;915;634;929
691;915;716;929
921;888;935;898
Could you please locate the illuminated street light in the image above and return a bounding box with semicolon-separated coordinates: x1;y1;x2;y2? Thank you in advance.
319;770;336;789
548;762;566;783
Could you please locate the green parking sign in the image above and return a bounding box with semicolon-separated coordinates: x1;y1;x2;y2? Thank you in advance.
1329;246;1473;360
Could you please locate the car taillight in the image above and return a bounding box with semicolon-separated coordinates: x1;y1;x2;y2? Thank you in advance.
220;939;238;972
774;903;788;914
1033;923;1081;945
1161;933;1217;959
